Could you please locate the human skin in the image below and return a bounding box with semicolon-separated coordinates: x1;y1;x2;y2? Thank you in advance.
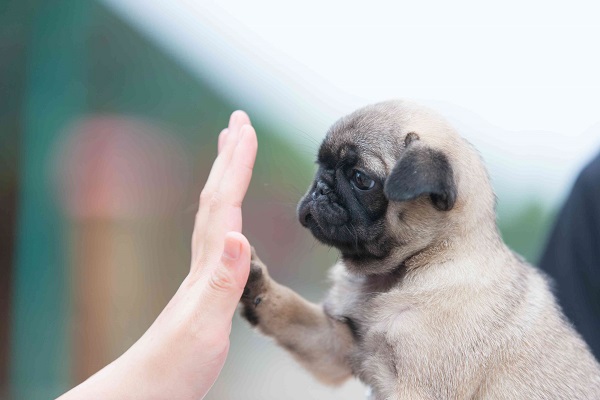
58;110;258;400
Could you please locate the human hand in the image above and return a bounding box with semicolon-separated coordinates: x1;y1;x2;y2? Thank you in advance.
58;111;258;399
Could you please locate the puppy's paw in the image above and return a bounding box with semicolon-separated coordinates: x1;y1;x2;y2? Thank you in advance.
240;247;269;325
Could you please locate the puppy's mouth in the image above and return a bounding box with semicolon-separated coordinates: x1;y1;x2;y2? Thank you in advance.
298;195;391;262
298;197;355;247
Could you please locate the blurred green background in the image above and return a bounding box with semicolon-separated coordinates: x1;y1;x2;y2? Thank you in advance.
0;1;559;399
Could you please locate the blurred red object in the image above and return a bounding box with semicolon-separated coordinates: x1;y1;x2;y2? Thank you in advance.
53;115;191;383
55;116;190;219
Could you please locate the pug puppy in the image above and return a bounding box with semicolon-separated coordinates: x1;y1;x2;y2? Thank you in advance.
240;100;600;399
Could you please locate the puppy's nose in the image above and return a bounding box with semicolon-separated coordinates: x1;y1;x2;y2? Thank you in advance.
299;205;313;227
312;182;331;199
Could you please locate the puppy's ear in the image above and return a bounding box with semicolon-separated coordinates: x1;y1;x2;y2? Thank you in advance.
384;137;457;211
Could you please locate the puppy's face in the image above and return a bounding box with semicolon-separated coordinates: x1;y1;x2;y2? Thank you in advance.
298;142;391;259
297;101;487;275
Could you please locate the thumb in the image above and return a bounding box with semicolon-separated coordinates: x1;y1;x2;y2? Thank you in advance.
204;232;251;323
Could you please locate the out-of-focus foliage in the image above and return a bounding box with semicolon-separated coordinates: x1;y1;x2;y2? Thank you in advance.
498;202;555;264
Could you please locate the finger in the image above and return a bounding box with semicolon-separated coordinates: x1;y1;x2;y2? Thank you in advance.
217;129;228;154
192;111;251;253
203;124;257;252
192;128;240;260
200;232;251;329
222;124;258;208
203;111;249;199
228;110;251;131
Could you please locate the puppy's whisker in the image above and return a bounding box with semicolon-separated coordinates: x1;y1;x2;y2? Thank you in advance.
309;239;319;252
349;222;359;250
344;225;358;250
290;126;322;146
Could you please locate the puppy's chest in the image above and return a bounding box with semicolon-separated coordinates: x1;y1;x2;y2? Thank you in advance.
327;285;410;394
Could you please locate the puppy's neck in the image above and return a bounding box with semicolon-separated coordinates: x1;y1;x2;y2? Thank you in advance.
401;225;506;280
402;239;455;271
353;240;457;293
363;264;408;292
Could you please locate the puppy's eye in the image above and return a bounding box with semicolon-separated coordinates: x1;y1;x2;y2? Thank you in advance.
351;170;375;191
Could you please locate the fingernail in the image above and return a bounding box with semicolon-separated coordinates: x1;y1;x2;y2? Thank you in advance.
222;236;241;261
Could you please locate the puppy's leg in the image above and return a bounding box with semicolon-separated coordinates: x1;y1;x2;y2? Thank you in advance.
240;249;354;385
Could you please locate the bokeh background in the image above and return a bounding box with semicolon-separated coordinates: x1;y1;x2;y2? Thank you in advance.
1;1;600;399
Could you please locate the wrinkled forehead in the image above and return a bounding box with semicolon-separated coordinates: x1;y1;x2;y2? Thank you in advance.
318;114;404;177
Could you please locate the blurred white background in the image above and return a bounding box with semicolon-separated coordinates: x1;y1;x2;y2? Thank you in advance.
88;1;600;398
104;0;600;208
